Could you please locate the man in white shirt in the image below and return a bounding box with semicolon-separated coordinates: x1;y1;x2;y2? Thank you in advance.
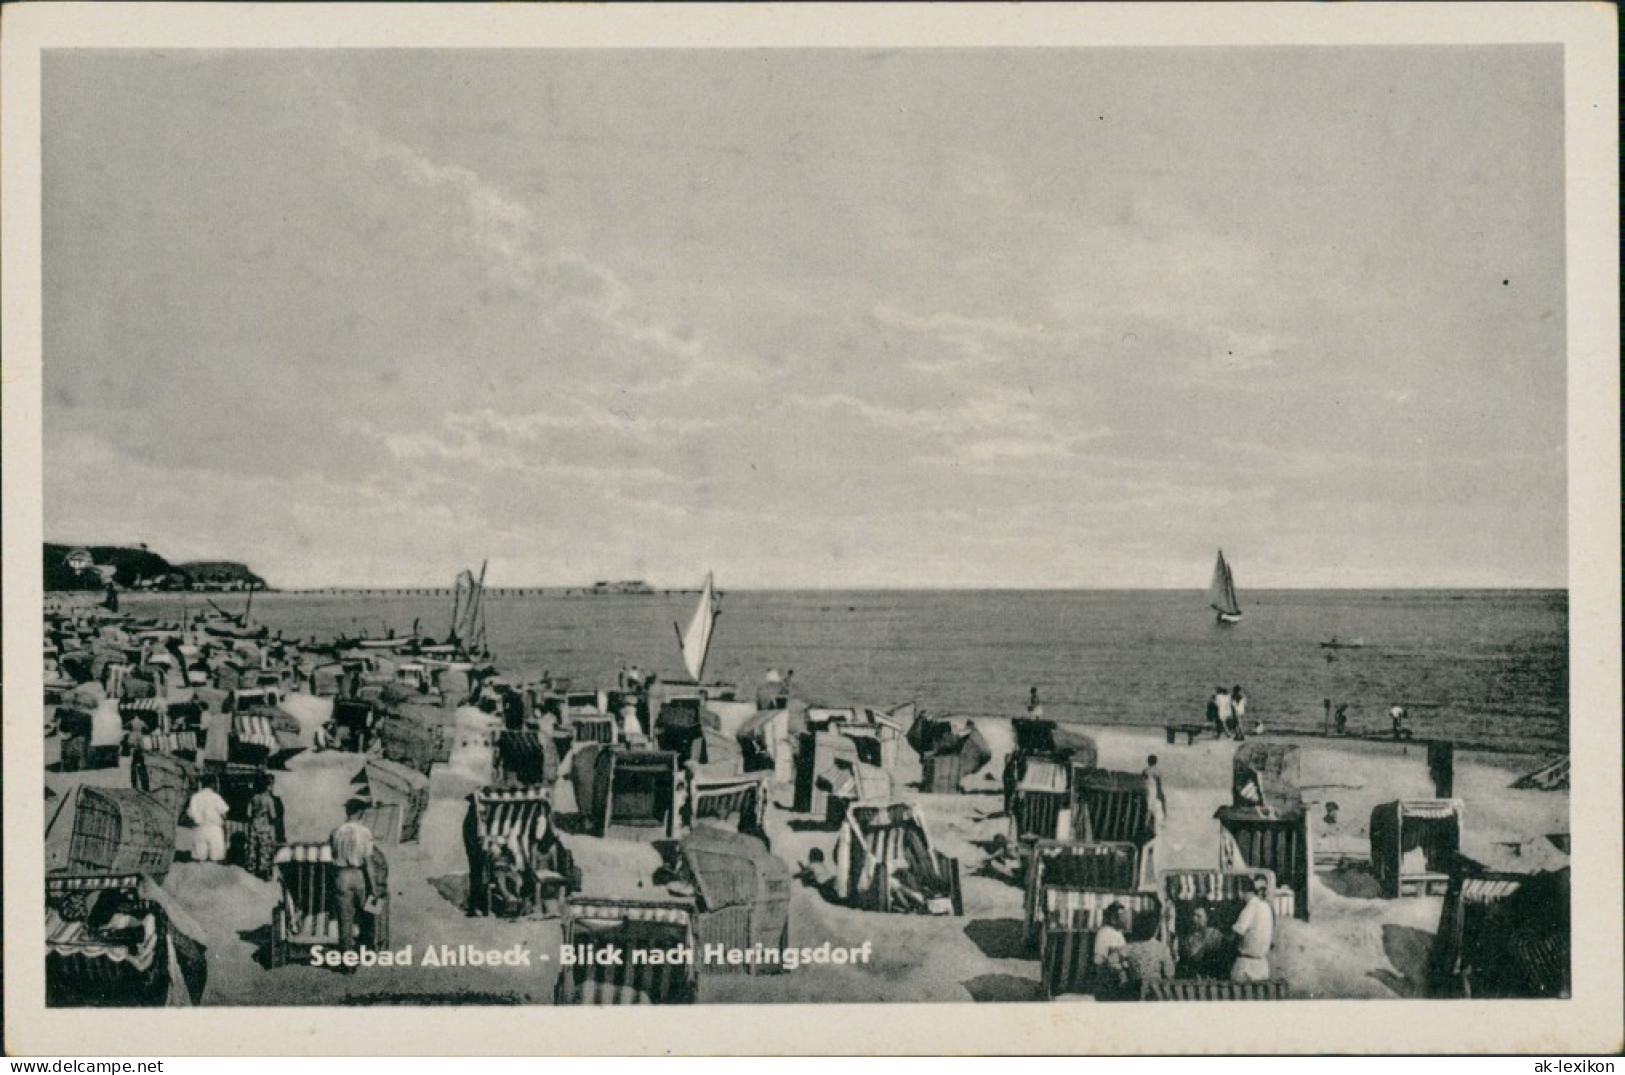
186;782;231;863
1230;877;1275;981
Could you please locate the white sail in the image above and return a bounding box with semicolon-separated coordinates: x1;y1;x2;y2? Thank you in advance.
1209;550;1241;618
677;572;720;681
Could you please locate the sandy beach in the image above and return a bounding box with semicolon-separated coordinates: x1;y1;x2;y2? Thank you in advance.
44;712;1569;1005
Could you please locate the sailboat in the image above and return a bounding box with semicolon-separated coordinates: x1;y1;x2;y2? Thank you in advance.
1208;550;1242;625
674;572;721;682
446;560;489;656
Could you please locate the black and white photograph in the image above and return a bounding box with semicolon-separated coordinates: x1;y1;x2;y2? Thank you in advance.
3;2;1618;1057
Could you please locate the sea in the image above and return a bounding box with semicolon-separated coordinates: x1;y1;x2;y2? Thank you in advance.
117;588;1568;754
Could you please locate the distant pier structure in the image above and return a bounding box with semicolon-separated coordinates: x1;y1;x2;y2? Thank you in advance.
288;586;557;597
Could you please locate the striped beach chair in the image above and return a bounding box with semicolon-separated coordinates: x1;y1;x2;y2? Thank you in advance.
473;785;555;916
686;773;770;838
267;843;391;968
554;898;699;1005
45;874;168;1007
833;802;963;916
119;697;166;728
1039;886;1161;999
1157;867;1276;964
1009;753;1073;841
139;730;200;756
1136;979;1291;1001
1022;840;1142;948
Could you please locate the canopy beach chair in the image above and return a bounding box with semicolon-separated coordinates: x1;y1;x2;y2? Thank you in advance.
131;749;198;823
1021;839;1143;947
1039;887;1162;999
793;731;863;814
1231;742;1304;810
685;772;771;840
914;719;993;794
1073;768;1156;845
138;730;200;759
1011;717;1099;765
1132;979;1291;1001
831;801;964;916
46;786;177;884
674;828;792;974
491;729;559;788
1008;752;1075;841
266;843;391;968
1216;805;1313;920
45;873;208;1008
590;750;681;841
1156;867;1278;974
1368;798;1464;898
373;713;439;775
554;898;699;1005
1426;865;1568;998
471;785;573;917
351;758;431;844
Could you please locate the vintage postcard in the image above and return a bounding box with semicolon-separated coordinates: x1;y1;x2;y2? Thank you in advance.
3;2;1619;1056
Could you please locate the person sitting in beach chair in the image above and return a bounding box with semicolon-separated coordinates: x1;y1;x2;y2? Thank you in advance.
485;840;528;919
1177;905;1229;979
1092;902;1130;994
1233;765;1273;815
1111;924;1175;997
523;803;578;918
797;847;839;901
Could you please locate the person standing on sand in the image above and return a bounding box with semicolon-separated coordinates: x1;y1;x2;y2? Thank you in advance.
1027;686;1044;719
461;793;488;917
186;781;230;863
245;774;284;880
1142;755;1168;834
329;801;377;962
1209;687;1231;739
1230;686;1248;741
1229;877;1275;982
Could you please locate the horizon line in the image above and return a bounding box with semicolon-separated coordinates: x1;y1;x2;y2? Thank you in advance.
127;583;1569;594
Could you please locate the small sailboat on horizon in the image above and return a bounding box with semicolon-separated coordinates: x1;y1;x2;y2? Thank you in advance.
674;571;721;682
1209;549;1242;625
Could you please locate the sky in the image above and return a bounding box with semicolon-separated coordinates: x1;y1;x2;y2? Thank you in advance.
41;47;1567;589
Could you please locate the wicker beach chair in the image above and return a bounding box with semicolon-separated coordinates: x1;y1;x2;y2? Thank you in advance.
491;729;559;788
676;827;792;975
554;897;699;1005
266;842;391;968
45;873;206;1007
45;786;177;884
685;772;771;839
1022;840;1143;948
471;784;561;916
591;750;681;841
1368;799;1463;899
1008;752;1074;841
832;801;963;916
1217;805;1314;920
354;758;431;844
1038;886;1161;999
1156;867;1277;972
